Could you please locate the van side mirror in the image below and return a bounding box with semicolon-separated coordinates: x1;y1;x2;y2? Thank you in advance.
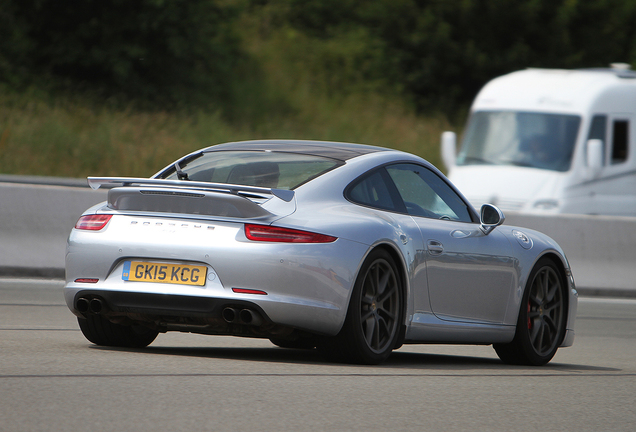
441;131;457;170
480;204;505;235
586;139;603;179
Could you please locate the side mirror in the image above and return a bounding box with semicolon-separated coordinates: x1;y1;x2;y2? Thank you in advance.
586;139;603;179
480;204;505;235
441;131;457;170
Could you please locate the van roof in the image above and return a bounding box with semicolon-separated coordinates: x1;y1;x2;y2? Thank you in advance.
472;67;636;114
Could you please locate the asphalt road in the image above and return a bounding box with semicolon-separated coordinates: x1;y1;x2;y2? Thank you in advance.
1;279;635;432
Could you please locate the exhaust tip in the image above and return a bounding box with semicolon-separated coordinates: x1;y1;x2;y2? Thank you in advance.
76;298;90;313
239;309;253;324
89;298;104;314
222;307;237;323
239;309;262;326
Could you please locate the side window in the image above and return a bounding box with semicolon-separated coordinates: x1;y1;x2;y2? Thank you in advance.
386;164;473;222
587;115;606;165
611;120;629;164
347;169;401;212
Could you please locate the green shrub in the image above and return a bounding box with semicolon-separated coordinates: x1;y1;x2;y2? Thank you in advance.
2;0;243;108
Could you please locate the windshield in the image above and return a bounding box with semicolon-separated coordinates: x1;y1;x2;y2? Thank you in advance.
457;111;581;172
158;151;343;190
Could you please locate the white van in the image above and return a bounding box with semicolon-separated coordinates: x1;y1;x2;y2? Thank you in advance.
442;65;636;216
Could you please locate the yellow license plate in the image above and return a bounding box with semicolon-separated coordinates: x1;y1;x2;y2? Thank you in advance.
122;261;207;286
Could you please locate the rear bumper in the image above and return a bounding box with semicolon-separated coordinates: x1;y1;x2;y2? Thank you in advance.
71;289;260;319
65;282;347;337
65;215;371;336
68;288;290;337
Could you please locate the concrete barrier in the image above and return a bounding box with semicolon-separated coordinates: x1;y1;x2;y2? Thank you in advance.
1;175;634;295
0;176;107;277
506;212;636;296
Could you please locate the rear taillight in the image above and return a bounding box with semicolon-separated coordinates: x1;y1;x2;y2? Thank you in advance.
75;214;113;231
232;288;268;295
245;224;337;243
74;278;99;283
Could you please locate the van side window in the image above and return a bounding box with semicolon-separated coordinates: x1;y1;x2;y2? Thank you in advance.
588;115;606;165
612;120;629;164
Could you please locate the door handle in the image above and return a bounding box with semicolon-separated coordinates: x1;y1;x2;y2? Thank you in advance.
427;240;444;255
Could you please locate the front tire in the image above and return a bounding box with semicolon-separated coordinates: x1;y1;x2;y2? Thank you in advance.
322;249;403;364
494;258;567;366
78;315;159;348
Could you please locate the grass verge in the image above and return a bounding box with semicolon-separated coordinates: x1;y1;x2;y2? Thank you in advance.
0;89;452;179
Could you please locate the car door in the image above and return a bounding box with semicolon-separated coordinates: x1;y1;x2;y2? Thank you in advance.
345;167;429;319
385;163;516;324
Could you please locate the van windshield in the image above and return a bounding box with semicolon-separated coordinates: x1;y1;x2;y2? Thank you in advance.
457;111;581;172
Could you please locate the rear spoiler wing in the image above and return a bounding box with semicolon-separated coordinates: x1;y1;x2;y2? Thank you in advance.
87;177;295;202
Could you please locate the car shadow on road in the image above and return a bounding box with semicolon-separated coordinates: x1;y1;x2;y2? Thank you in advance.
92;345;619;373
386;351;620;373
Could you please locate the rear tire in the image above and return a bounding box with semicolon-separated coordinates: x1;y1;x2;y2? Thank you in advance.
321;249;403;364
78;315;159;348
494;258;567;366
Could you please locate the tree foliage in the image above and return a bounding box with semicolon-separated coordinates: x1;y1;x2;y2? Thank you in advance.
3;0;636;113
0;0;243;107
282;0;636;112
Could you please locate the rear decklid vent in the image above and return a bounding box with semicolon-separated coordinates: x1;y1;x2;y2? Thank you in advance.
140;190;205;198
108;187;272;218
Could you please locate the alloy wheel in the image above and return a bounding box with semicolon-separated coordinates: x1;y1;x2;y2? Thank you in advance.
359;258;400;354
527;265;564;357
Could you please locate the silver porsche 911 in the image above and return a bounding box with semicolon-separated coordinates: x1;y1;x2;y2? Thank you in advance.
64;140;577;365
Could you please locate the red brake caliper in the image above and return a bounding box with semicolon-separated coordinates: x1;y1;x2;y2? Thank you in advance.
527;301;532;330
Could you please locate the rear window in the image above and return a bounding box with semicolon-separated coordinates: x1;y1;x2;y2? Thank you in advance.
158;151;343;190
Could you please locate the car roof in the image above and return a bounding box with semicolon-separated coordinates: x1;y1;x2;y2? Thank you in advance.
203;140;392;161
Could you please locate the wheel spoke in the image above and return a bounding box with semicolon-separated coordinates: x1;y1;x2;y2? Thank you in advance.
361;293;374;305
533;279;542;303
364;316;376;346
361;309;374;321
528;293;541;307
546;277;559;303
543;315;558;333
529;319;541;343
541;320;555;349
377;315;387;335
377;267;391;296
532;321;546;351
377;283;397;304
543;301;561;314
372;265;380;297
372;317;381;348
378;307;396;322
543;271;551;298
